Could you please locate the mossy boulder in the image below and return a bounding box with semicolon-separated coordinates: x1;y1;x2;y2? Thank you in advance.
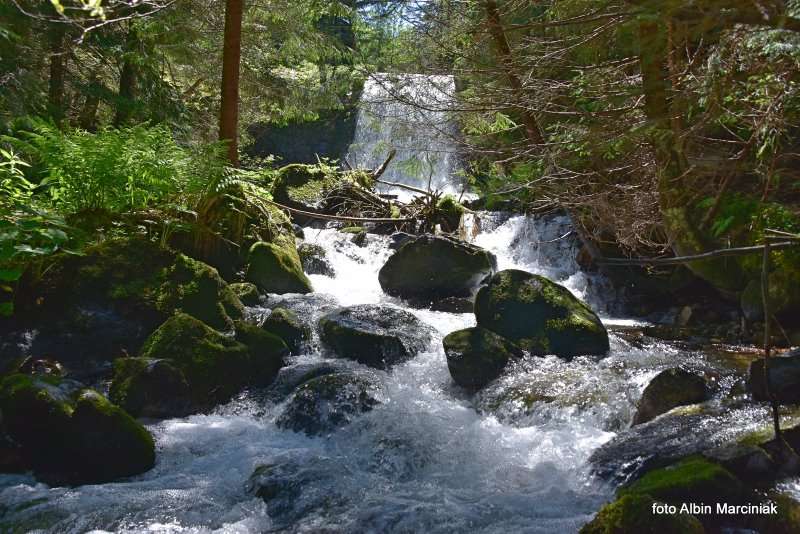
276;371;382;435
318;304;434;369
272;164;341;214
261;307;310;354
128;313;286;411
632;369;708;425
68;389;156;483
747;353;800;404
474;269;609;358
245;241;313;295
109;358;192;418
443;327;523;390
378;235;496;302
435;195;465;232
580;493;704;534
229;282;261;306
0;374;155;484
297;243;335;277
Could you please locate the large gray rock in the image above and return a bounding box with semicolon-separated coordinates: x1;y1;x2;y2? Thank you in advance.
443;327;523;390
378;235;496;302
748;353;800;404
632;368;708;425
276;371;382;435
474;269;609;358
318;305;434;369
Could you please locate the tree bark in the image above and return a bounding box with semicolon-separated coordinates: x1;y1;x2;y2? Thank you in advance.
114;26;139;127
78;73;102;131
483;0;544;145
48;25;67;123
219;0;244;166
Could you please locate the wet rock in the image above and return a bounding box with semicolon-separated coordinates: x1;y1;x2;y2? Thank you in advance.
245;241;313;295
267;360;354;400
229;282;261;306
0;374;155;484
429;297;474;314
318;305;434;369
339;226;367;247
388;232;414;250
632;368;708;425
261;307;311;354
443;327;523;390
122;313;286;411
434;195;465;233
297;243;335;277
378;234;496;301
292;224;305;240
109;358;193;418
474;269;609;358
748;353;800;404
68;389;156;483
580;494;704;534
276;371;382;435
17;357;65;377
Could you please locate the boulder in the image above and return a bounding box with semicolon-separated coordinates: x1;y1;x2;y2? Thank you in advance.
378;235;496;302
388;232;414;250
297;243;335;277
109;358;193;418
0;374;155;484
271;164;339;214
748;354;800;404
429;297;474;314
229;282;261;306
443;327;523;390
276;371;382;435
68;389;156;483
633;368;708;425
318;305;434;369
128;313;286;410
580;494;704;534
261;307;310;354
474;269;609;358
245;241;313;295
434;195;465;232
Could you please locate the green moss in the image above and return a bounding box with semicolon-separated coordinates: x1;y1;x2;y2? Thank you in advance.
245;241;313;295
619;456;750;506
443;327;522;390
580;494;704;534
108;357;191;418
261;307;310;354
234;321;288;385
436;195;465;231
339;226;365;234
272;164;341;207
229;282;261;306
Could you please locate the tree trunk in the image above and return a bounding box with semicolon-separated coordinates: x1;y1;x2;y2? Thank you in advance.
219;0;244;166
483;0;544;145
114;26;139;127
48;25;67;123
78;73;101;131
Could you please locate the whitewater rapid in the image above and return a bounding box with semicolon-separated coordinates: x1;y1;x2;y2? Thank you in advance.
0;213;768;533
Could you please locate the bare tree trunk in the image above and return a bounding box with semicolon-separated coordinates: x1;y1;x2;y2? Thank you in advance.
114;26;139;127
483;0;544;145
219;0;244;166
48;26;67;123
78;73;101;131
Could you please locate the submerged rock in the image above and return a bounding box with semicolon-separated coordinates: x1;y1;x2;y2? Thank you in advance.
580;493;704;534
474;269;609;358
297;243;335;277
261;307;311;354
633;368;708;425
0;374;155;484
747;353;800;404
229;282;261;306
276;371;382;435
245;241;313;295
378;235;496;302
443;327;523;390
318;304;434;369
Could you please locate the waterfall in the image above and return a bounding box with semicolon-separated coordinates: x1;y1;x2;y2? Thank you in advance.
346;74;467;201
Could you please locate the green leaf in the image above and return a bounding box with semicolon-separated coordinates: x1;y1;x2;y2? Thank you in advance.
0;302;13;317
0;268;23;282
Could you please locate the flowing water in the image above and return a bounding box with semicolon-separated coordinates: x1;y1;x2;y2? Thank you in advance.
0;212;783;533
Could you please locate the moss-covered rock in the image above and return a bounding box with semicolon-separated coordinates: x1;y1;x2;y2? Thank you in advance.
378;235;496;302
233;321;289;381
443;327;523;390
633;369;708;425
69;389;155;483
272;164;341;213
0;374;155;484
261;307;310;354
297;243;335;277
435;195;465;232
340;226;367;246
318;304;434;369
229;282;261;306
245;241;313;295
474;269;609;358
109;357;192;418
580;494;704;534
276;371;382;435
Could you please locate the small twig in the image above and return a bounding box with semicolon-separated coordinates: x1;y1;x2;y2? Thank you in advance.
598;241;799;266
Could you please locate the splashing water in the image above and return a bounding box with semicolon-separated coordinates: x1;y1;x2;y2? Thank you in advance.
1;210;774;534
